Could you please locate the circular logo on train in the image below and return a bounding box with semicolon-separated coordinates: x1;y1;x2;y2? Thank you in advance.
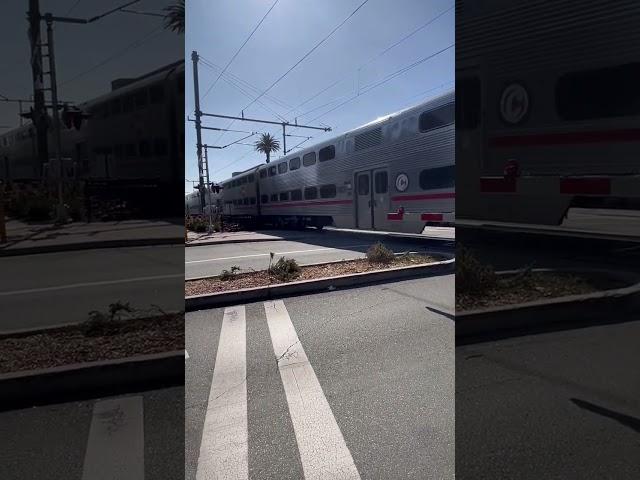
395;173;409;192
499;83;529;125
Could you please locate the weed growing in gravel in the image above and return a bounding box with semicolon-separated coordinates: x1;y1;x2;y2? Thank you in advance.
268;257;301;281
220;265;241;280
366;242;395;264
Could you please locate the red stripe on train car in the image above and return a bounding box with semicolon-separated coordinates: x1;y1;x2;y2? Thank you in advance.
421;213;444;221
262;199;353;208
560;177;610;195
479;177;517;193
387;212;404;220
489;128;640;148
390;192;455;202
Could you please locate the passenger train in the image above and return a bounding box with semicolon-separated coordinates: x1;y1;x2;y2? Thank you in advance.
456;0;640;225
213;90;454;234
1;60;185;184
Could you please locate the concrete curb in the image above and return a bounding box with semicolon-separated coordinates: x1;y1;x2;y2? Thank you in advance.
456;271;640;343
0;350;184;411
324;227;455;243
186;236;287;247
0;237;183;256
186;257;455;311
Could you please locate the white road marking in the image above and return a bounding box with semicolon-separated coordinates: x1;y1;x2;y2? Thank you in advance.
185;244;371;264
81;396;144;480
196;305;248;480
264;300;361;479
0;273;184;296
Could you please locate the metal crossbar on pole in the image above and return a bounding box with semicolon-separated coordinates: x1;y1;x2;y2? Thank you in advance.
200;111;330;155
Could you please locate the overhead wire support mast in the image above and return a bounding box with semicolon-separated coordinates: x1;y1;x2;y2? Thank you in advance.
199;112;330;155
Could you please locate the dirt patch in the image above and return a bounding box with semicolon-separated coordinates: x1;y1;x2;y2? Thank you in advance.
186;254;437;296
456;272;599;311
0;313;184;374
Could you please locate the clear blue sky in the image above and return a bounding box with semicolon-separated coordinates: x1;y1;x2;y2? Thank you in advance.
185;0;454;194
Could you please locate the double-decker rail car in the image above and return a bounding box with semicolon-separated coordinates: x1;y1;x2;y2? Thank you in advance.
0;60;184;184
218;91;454;234
456;0;640;225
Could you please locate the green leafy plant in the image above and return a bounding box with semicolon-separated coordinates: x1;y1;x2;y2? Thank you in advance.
268;256;301;282
456;244;497;294
220;265;241;281
82;301;134;336
366;242;395;264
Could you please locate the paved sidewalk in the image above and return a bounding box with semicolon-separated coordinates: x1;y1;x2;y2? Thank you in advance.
0;218;183;255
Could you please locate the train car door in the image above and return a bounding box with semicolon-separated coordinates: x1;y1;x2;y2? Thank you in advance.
372;168;389;229
355;171;373;229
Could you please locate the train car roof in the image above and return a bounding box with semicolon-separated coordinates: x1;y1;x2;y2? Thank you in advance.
79;59;184;108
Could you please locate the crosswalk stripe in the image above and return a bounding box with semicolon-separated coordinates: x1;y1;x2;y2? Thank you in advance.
196;305;249;480
81;396;144;480
264;300;361;480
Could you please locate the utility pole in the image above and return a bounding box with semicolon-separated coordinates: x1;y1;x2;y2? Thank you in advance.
28;0;48;177
44;13;66;222
191;50;206;214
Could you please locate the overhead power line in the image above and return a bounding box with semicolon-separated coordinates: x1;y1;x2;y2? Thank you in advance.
214;0;370;146
202;0;280;100
306;43;454;124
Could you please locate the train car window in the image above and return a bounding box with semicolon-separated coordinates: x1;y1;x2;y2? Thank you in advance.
556;62;640;120
154;138;168;156
149;85;164;104
232;179;239;187
291;189;302;201
357;175;370;195
319;145;335;162
419;103;454;132
320;184;337;198
111;98;122;115
135;90;148;109
419;165;455;190
303;152;316;166
261;194;269;203
259;169;267;178
374;171;388;194
278;162;288;174
125;144;136;157
289;157;300;170
270;193;278;202
240;176;247;184
304;186;318;200
243;198;249;205
123;95;134;113
456;77;480;130
268;166;277;176
139;140;151;157
279;192;289;201
250;197;256;205
177;76;185;93
248;174;255;182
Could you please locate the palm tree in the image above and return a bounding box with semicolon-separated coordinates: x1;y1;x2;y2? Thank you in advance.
254;133;280;164
163;0;185;34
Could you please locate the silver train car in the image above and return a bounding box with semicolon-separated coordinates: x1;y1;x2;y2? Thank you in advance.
1;60;184;183
185;187;222;217
218;90;454;233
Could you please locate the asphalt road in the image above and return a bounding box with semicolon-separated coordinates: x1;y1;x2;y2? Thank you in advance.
0;245;184;332
456;320;640;479
186;231;454;279
0;386;184;480
186;275;455;480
